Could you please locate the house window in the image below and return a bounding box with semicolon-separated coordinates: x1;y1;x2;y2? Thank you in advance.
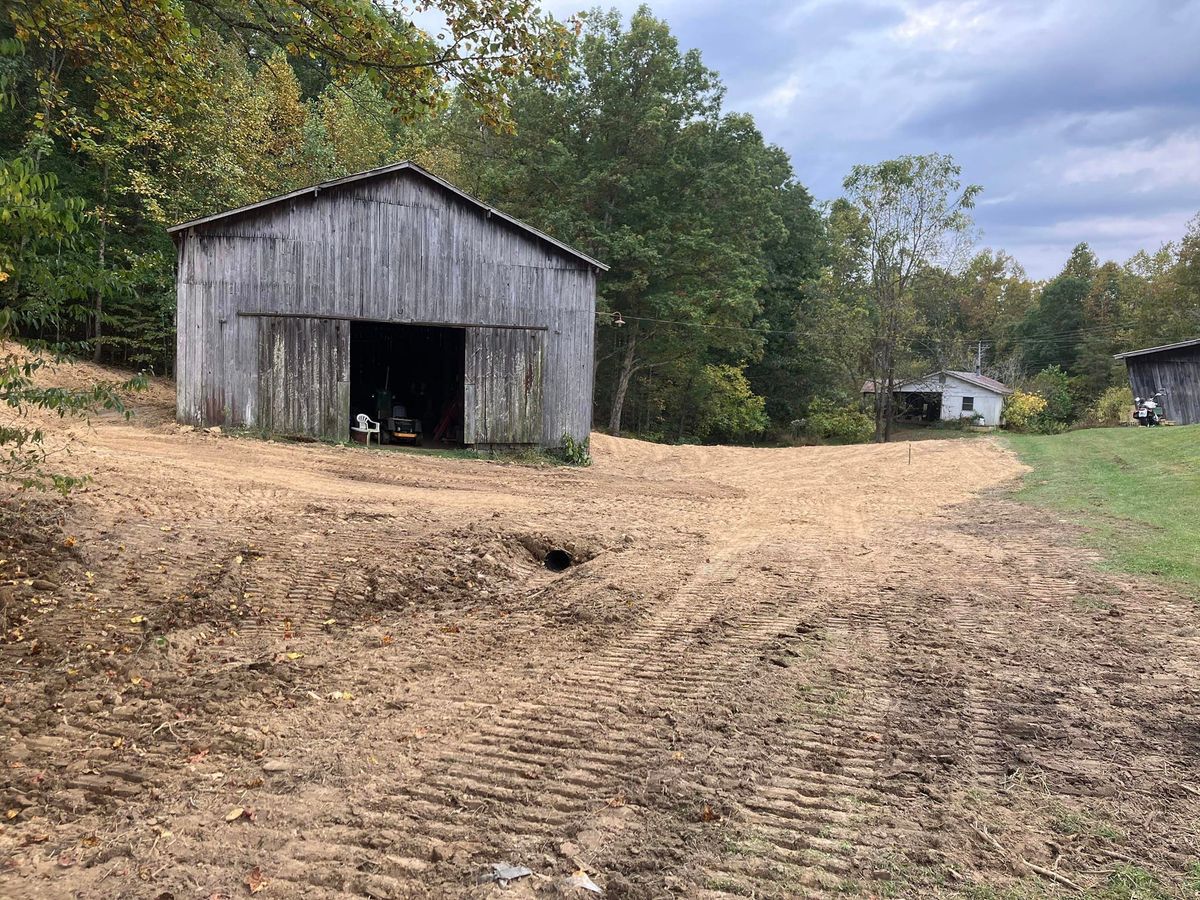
962;396;975;412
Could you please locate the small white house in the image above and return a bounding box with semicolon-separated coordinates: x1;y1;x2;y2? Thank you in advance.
861;370;1013;427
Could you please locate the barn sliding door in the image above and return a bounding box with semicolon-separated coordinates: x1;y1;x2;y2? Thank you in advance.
257;316;350;441
464;327;545;446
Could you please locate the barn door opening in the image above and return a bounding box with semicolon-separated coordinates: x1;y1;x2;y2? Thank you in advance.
349;322;465;445
257;316;350;441
464;327;545;447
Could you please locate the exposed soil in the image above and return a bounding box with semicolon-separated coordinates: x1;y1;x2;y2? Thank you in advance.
2;355;1199;899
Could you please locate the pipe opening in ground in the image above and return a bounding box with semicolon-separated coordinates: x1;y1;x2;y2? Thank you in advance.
543;549;572;572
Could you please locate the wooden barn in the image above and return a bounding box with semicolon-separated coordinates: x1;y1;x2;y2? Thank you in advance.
169;162;606;449
1114;338;1200;425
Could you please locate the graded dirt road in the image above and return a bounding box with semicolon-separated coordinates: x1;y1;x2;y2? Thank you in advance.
2;365;1199;898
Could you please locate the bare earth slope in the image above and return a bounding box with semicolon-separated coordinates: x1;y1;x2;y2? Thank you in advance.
2;358;1198;898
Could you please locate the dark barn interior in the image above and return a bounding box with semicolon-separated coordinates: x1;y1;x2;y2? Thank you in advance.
900;391;942;422
350;322;465;444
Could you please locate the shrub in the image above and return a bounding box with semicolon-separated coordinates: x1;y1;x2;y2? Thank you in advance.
938;411;984;430
1088;385;1134;426
697;364;768;443
1003;390;1049;432
1029;365;1075;424
803;398;874;444
557;432;591;466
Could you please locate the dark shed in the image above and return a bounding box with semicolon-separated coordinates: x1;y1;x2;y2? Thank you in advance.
1114;338;1200;425
170;162;606;449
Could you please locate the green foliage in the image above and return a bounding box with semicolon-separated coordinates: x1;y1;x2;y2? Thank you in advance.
1028;365;1075;423
456;7;810;437
556;432;591;466
1;341;145;492
696;364;768;443
801;398;874;444
1088;385;1134;427
839;152;980;441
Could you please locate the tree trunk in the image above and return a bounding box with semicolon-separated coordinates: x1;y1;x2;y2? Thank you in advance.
93;164;109;363
607;328;638;435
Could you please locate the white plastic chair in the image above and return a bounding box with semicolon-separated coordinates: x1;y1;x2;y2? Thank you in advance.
352;413;381;446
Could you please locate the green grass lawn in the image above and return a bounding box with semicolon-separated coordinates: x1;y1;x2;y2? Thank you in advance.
1005;424;1200;594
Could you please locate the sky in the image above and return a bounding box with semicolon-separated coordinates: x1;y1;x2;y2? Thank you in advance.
540;0;1200;279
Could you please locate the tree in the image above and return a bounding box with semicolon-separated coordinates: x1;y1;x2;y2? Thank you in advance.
457;6;802;436
0;159;141;490
840;153;980;441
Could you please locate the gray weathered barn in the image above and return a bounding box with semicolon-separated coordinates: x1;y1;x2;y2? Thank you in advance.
169;162;606;448
1114;338;1200;425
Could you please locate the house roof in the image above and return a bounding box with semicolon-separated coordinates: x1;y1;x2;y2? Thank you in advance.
167;161;609;272
1113;337;1200;360
946;370;1014;395
861;370;1013;396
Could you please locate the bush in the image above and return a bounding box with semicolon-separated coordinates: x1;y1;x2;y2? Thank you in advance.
1029;365;1075;424
803;398;874;444
1003;390;1050;433
696;364;768;443
557;432;591;466
1088;385;1134;426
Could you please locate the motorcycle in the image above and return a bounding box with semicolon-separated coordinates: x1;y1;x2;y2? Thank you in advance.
1134;392;1165;426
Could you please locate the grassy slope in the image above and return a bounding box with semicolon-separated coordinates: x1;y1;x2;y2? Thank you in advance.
1005;424;1200;594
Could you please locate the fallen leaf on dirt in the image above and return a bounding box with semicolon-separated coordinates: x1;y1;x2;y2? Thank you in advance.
699;803;720;823
160;526;173;532
225;806;255;823
607;791;627;808
245;865;267;894
284;652;303;660
130;615;145;624
5;809;19;820
188;748;210;764
80;835;99;848
63;536;77;548
21;832;50;845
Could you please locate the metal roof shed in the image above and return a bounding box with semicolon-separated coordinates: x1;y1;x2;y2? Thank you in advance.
1114;338;1200;425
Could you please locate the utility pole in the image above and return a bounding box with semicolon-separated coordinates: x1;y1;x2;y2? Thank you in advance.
975;340;984;375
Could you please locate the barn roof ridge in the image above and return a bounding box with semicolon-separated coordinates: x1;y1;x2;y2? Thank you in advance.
167;161;609;272
1113;337;1200;359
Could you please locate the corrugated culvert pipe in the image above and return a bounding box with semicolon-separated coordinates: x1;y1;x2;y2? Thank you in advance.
543;549;572;572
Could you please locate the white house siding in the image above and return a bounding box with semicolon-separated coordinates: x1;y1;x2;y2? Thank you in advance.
939;374;1004;426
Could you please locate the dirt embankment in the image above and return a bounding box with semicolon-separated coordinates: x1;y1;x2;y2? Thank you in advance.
2;355;1199;898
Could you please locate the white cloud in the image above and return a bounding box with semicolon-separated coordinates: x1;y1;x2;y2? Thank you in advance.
1057;130;1200;192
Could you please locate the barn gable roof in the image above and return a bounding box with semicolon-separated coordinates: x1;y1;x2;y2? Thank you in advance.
1113;337;1200;359
167;161;608;272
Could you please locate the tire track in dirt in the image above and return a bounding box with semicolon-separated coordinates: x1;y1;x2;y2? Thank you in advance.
7;393;1199;900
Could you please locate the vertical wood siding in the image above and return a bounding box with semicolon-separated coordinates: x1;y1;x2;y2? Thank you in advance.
464;327;545;445
175;168;596;446
1125;347;1200;424
256;317;350;441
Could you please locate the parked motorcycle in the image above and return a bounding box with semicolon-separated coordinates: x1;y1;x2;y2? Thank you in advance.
1134;392;1166;426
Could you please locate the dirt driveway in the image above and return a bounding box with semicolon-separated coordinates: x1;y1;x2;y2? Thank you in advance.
2;369;1199;898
